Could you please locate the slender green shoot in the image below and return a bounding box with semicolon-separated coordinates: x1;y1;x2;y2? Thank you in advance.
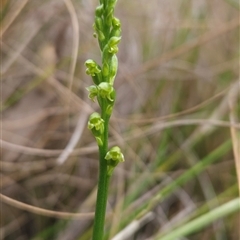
85;0;124;239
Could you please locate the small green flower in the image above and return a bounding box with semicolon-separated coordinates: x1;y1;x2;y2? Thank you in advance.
108;36;121;54
105;146;124;162
105;146;124;176
88;112;104;134
88;112;104;146
85;59;101;77
86;85;98;101
102;37;121;60
98;82;115;102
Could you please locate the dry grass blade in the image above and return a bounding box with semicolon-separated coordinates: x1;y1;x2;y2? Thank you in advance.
0;193;94;219
228;87;240;195
0;139;98;157
0;0;29;38
114;88;228;124
63;0;79;92
130;17;239;77
57;112;88;164
112;212;155;240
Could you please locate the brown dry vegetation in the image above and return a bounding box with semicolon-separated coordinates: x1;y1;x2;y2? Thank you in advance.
1;0;240;240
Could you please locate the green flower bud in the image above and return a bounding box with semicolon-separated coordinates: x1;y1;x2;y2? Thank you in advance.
109;54;118;85
102;62;110;78
108;0;117;9
105;9;113;27
110;29;121;38
98;31;105;41
112;17;121;28
106;105;113;115
95;17;104;32
86;85;98;101
108;36;121;47
110;17;121;38
95;137;103;146
93;23;105;41
95;4;103;18
98;82;115;102
105;146;124;176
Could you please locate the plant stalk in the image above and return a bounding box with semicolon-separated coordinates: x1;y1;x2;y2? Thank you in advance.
92;117;110;239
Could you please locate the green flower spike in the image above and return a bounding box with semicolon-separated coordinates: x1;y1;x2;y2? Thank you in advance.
98;82;116;102
88;112;104;146
85;0;123;237
86;85;98;102
105;146;124;176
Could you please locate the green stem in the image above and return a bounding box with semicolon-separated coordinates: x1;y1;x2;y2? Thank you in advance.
92;115;111;240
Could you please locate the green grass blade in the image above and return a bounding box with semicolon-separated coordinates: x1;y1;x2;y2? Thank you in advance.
156;198;240;240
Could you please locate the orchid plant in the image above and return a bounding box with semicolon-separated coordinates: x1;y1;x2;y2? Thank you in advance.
85;0;124;239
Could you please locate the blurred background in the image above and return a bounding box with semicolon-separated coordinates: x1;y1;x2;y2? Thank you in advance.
1;0;239;239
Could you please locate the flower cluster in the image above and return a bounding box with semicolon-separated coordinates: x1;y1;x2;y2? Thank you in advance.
86;0;124;173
